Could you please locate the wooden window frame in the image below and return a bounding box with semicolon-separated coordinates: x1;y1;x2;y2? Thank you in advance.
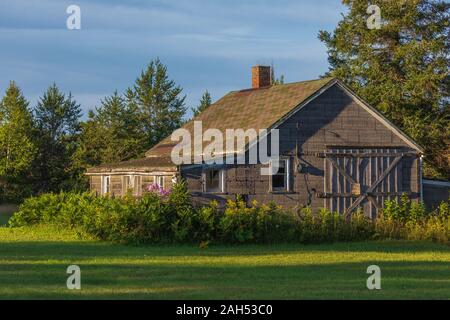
270;158;291;193
123;175;134;195
134;176;142;196
203;168;226;194
154;175;165;189
102;175;111;195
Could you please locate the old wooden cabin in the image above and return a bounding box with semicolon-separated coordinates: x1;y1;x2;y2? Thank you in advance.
87;66;429;218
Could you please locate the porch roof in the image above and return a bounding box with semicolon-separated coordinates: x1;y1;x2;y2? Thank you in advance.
86;156;177;174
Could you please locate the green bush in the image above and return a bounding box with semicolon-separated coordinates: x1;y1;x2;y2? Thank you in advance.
9;193;61;226
217;198;298;244
194;201;222;242
8;187;449;245
375;197;449;243
254;201;297;243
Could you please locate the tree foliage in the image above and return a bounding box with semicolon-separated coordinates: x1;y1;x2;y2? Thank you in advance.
76;59;186;178
191;90;212;117
319;0;449;178
33;84;82;193
0;82;36;201
75;91;144;169
126;58;186;150
271;64;285;85
1;59;187;201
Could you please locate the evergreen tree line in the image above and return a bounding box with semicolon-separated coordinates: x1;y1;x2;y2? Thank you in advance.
0;58;211;202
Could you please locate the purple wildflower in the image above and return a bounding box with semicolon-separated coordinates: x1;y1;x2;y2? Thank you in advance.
146;183;171;197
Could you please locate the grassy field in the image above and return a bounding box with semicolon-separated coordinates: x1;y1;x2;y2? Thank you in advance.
0;225;449;300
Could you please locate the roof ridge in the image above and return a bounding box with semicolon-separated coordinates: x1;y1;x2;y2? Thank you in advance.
230;77;335;93
144;76;336;157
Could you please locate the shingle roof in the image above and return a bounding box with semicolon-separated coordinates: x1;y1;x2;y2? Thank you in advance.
86;76;425;173
86;156;177;174
87;77;336;173
146;77;335;158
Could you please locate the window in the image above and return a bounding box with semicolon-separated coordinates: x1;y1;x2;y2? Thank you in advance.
204;169;225;193
124;176;134;192
155;176;165;188
134;176;141;196
102;176;111;195
271;159;290;192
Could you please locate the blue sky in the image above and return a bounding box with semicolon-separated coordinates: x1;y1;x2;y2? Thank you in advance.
0;0;345;118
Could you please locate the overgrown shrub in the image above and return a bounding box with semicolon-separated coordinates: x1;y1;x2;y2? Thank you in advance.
194;201;222;242
9;193;62;226
217;198;298;244
375;197;449;243
8;186;449;245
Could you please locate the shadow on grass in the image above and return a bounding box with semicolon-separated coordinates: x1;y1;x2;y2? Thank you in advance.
0;240;449;299
0;260;449;300
0;240;448;262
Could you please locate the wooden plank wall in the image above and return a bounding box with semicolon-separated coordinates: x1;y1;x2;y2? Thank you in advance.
324;148;407;218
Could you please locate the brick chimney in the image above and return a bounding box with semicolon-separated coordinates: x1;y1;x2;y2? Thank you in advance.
252;65;272;89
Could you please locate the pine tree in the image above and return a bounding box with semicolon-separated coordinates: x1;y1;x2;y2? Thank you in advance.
319;0;450;178
272;75;285;86
192;90;212;117
75;91;145;169
126;58;186;149
271;63;285;86
0;82;36;201
33;84;82;192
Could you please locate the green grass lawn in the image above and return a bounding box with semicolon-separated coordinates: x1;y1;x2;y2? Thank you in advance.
0;225;449;300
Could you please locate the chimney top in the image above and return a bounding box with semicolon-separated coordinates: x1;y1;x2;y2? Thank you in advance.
252;65;272;89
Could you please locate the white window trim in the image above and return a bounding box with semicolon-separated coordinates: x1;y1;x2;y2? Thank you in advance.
124;175;135;193
287;158;291;192
102;175;111;195
270;158;290;192
154;175;165;189
203;168;226;194
134;175;142;196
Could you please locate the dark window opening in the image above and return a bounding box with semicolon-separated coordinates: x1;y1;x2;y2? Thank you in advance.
205;169;223;193
272;160;288;191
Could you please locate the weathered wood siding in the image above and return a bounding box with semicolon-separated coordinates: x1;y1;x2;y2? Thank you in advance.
111;176;122;196
89;176;102;195
183;84;420;215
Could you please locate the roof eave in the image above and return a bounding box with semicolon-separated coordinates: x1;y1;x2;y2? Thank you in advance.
85;166;177;175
